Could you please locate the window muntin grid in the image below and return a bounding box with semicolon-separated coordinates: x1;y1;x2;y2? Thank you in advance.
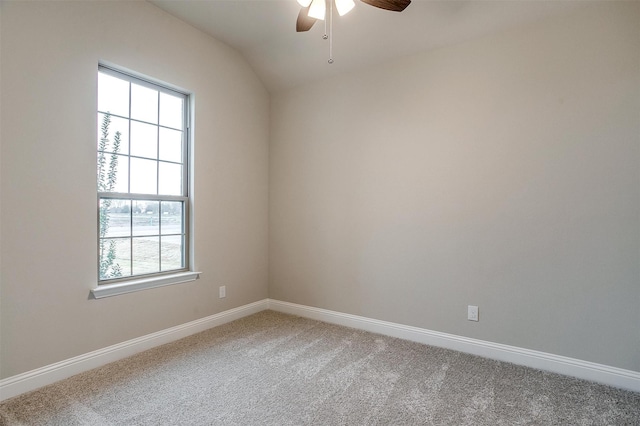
97;65;189;283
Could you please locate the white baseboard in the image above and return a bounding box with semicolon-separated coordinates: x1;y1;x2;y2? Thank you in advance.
267;299;640;393
0;299;269;402
3;298;637;402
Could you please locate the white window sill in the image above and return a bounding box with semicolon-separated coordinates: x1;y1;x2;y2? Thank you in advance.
90;271;201;299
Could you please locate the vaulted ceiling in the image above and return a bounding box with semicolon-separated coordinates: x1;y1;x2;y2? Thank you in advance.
150;0;587;93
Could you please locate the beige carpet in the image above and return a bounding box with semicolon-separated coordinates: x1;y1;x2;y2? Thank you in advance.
1;310;639;425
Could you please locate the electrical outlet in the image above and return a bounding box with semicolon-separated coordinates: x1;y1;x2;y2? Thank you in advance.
219;286;226;299
468;305;479;321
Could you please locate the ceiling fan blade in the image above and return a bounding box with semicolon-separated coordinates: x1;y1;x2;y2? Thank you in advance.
296;6;317;32
360;0;411;12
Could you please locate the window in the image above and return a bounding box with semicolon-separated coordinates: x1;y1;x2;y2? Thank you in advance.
97;65;190;285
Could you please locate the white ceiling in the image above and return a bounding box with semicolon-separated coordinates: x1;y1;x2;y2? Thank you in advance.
150;0;587;93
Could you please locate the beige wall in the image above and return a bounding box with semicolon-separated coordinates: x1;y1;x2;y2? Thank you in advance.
0;1;269;378
270;3;640;371
1;0;638;380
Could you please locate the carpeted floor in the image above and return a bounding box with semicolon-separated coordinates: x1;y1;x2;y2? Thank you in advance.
1;310;639;425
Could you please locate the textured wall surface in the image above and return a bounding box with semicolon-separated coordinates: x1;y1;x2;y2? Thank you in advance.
0;1;269;378
1;1;638;381
270;3;640;371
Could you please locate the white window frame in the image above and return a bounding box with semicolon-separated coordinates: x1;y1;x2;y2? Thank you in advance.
91;64;198;299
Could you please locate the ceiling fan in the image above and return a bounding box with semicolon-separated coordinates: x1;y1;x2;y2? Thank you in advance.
296;0;411;32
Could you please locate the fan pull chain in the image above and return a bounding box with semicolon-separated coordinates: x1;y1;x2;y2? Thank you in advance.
323;11;327;40
328;0;334;64
320;0;333;64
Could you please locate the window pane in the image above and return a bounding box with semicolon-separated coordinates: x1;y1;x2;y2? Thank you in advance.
132;236;160;275
130;157;157;194
160;92;183;130
97;154;129;193
133;200;159;236
100;199;131;238
98;72;129;117
161;235;183;271
97;66;189;283
161;201;183;235
99;238;131;279
130;121;158;159
159;127;182;163
159;162;182;196
97;113;130;155
131;83;158;124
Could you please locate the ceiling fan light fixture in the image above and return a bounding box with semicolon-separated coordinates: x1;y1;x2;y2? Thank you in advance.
335;0;355;16
296;0;313;7
308;0;326;20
